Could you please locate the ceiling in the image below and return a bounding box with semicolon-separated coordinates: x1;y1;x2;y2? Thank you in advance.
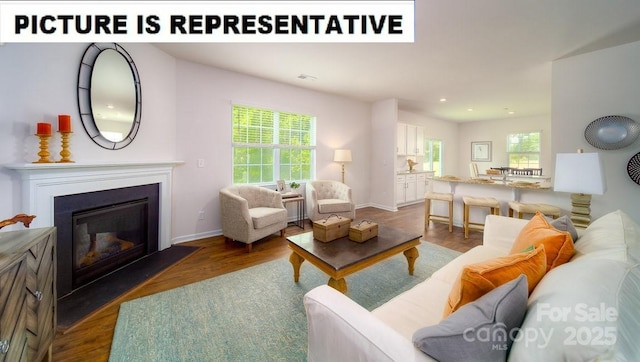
155;1;640;123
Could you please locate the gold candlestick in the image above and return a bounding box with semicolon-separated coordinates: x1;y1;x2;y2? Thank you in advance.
33;134;53;163
57;131;74;163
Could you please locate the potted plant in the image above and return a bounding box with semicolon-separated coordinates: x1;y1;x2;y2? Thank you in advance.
290;181;301;192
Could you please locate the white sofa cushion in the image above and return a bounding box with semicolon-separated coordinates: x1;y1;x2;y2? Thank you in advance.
617;264;640;359
373;277;453;340
572;209;640;263
508;258;627;361
483;215;530;251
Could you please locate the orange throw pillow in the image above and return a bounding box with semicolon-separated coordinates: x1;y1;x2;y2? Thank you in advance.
509;211;575;271
443;245;547;316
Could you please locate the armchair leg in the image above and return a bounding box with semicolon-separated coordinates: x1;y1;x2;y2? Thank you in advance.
280;229;285;237
245;243;252;253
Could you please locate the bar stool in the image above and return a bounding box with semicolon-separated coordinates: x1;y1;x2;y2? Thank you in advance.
508;201;561;219
462;196;500;238
424;192;454;232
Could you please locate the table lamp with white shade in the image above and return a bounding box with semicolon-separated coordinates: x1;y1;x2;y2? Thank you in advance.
553;149;607;228
333;149;352;184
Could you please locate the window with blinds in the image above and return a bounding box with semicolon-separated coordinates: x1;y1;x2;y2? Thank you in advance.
507;132;541;169
232;105;315;184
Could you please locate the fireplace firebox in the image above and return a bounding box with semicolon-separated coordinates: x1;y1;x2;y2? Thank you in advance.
54;184;159;298
72;199;148;289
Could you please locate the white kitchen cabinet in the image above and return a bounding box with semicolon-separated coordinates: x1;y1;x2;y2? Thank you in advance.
397;123;425;156
405;125;416;156
396;171;433;206
404;174;417;202
415;126;424;155
397;124;407;155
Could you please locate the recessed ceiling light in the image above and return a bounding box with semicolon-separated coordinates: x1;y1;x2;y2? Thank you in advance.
508;111;515;115
467;108;473;112
106;104;114;109
439;98;447;102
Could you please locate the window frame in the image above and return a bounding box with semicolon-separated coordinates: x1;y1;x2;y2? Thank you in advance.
423;138;443;177
507;131;541;169
231;104;316;185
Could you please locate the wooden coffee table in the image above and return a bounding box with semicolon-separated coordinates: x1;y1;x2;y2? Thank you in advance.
287;225;422;293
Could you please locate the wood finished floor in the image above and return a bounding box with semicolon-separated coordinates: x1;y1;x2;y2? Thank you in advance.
52;203;482;361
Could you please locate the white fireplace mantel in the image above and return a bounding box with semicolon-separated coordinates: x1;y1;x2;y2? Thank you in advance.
5;161;184;251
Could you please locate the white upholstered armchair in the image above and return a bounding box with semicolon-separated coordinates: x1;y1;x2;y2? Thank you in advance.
306;180;356;222
219;185;288;252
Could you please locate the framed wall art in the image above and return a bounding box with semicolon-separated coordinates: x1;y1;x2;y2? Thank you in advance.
471;141;492;162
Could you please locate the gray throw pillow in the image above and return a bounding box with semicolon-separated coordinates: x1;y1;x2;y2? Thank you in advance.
551;215;579;242
412;274;528;361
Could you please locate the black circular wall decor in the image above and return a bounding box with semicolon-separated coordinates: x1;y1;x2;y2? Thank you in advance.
584;115;640;150
628;152;640;185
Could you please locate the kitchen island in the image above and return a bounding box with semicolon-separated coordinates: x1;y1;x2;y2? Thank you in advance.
429;176;561;227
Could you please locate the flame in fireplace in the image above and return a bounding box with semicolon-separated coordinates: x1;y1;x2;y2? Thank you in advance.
77;231;134;268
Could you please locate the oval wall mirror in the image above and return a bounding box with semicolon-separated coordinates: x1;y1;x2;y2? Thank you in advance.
77;43;141;150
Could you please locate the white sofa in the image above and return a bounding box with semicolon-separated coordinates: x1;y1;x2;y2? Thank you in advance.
304;210;640;361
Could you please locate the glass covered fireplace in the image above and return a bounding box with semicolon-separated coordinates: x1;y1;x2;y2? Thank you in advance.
54;183;159;298
72;199;148;289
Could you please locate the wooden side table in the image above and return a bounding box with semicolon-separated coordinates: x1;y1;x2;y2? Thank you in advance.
282;194;305;229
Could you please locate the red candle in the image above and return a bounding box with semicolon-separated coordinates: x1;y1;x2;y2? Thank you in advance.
58;114;71;132
36;122;52;135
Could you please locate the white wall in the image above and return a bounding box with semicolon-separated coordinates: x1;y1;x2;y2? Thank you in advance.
0;43;177;230
370;99;398;210
171;60;372;242
458;115;552;177
551;40;640;223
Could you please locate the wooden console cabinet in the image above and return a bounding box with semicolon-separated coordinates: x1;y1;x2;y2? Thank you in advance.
0;227;56;362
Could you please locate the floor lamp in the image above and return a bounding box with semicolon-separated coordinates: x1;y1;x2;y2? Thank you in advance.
333;149;352;184
553;150;607;228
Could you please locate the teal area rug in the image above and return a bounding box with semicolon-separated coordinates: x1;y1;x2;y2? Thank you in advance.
109;241;461;361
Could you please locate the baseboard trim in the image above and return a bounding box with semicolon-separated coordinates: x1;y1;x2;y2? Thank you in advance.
172;230;221;244
366;203;398;212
